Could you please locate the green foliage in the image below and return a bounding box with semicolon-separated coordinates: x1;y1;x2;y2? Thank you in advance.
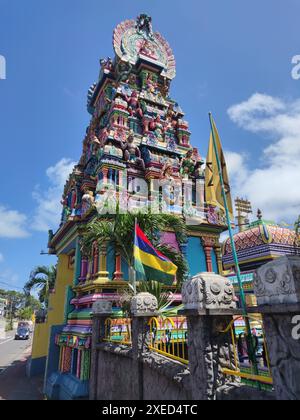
156;244;188;290
18;306;34;320
5;320;13;332
137;280;172;310
118;280;183;317
80;212;188;287
295;215;300;235
0;288;41;320
24;265;57;308
4;291;27;318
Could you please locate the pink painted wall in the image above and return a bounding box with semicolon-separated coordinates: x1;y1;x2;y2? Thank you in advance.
160;232;180;252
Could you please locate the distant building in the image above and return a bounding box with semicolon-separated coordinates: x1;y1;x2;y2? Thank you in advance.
0;298;7;316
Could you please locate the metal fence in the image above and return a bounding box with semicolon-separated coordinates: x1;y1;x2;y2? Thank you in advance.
220;315;273;389
104;317;132;345
148;316;188;365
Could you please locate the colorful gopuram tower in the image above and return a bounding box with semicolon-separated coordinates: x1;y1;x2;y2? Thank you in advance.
39;15;230;400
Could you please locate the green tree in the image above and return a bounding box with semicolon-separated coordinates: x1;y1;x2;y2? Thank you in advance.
5;291;26;317
80;212;188;289
24;265;57;308
18;306;34;320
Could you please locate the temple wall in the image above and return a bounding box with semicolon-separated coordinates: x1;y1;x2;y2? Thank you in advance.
95;346;136;400
186;237;207;275
28;254;74;377
94;344;190;401
211;248;219;273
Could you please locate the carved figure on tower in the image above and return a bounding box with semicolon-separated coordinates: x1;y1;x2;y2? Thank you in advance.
145;73;159;94
122;131;145;170
81;189;95;216
180;149;196;179
135;14;154;39
124;90;143;118
100;57;114;72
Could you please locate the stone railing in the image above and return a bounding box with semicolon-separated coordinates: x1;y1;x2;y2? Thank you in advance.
252;255;300;400
90;273;275;400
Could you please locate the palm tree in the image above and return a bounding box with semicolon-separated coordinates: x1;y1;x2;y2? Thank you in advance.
118;280;184;317
24;265;57;308
80;212;188;289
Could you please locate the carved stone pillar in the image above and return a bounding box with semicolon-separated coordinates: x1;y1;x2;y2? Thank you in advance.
253;256;300;400
131;292;158;400
181;272;240;400
89;300;113;400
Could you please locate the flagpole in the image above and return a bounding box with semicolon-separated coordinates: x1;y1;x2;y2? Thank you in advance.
208;112;260;384
132;218;137;296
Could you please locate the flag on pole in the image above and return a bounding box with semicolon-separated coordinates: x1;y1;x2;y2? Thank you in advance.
205;117;234;221
134;224;177;286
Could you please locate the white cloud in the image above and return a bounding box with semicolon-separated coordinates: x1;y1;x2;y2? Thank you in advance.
32;158;76;232
0;206;29;238
227;93;300;223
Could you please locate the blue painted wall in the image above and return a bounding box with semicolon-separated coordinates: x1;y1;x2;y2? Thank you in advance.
107;243;115;279
211;248;219;274
121;256;129;281
187;236;207;276
43;324;64;392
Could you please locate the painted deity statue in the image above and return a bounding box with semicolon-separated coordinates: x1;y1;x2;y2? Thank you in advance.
124;90;143;118
100;57;114;72
61;198;72;225
81;190;95;216
180;149;196;179
145;73;159;94
135;14;154;39
122;132;145;170
139;40;158;60
149;115;164;142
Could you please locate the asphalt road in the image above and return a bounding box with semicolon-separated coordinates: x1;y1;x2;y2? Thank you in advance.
0;331;43;400
0;331;32;373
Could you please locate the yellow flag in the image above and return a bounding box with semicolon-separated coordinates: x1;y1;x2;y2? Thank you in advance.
205;118;234;221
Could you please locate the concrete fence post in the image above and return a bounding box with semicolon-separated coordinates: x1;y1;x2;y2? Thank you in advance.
89;300;112;400
181;272;240;400
253;256;300;400
130;292;159;400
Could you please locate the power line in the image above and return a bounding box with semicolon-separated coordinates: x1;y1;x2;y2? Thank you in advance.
0;280;24;290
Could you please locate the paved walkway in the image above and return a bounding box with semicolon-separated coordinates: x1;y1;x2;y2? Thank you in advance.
0;346;44;400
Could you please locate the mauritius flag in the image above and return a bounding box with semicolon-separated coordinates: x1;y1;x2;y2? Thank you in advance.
134;224;177;285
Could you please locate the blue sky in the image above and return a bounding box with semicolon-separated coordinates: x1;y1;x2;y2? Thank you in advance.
0;0;299;290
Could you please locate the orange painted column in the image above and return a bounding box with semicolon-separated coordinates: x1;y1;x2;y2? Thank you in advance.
114;251;123;281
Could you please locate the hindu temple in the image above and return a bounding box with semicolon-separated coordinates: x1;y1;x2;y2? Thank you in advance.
28;14;231;400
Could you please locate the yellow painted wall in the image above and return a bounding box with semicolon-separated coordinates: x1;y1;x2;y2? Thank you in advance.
31;254;74;360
